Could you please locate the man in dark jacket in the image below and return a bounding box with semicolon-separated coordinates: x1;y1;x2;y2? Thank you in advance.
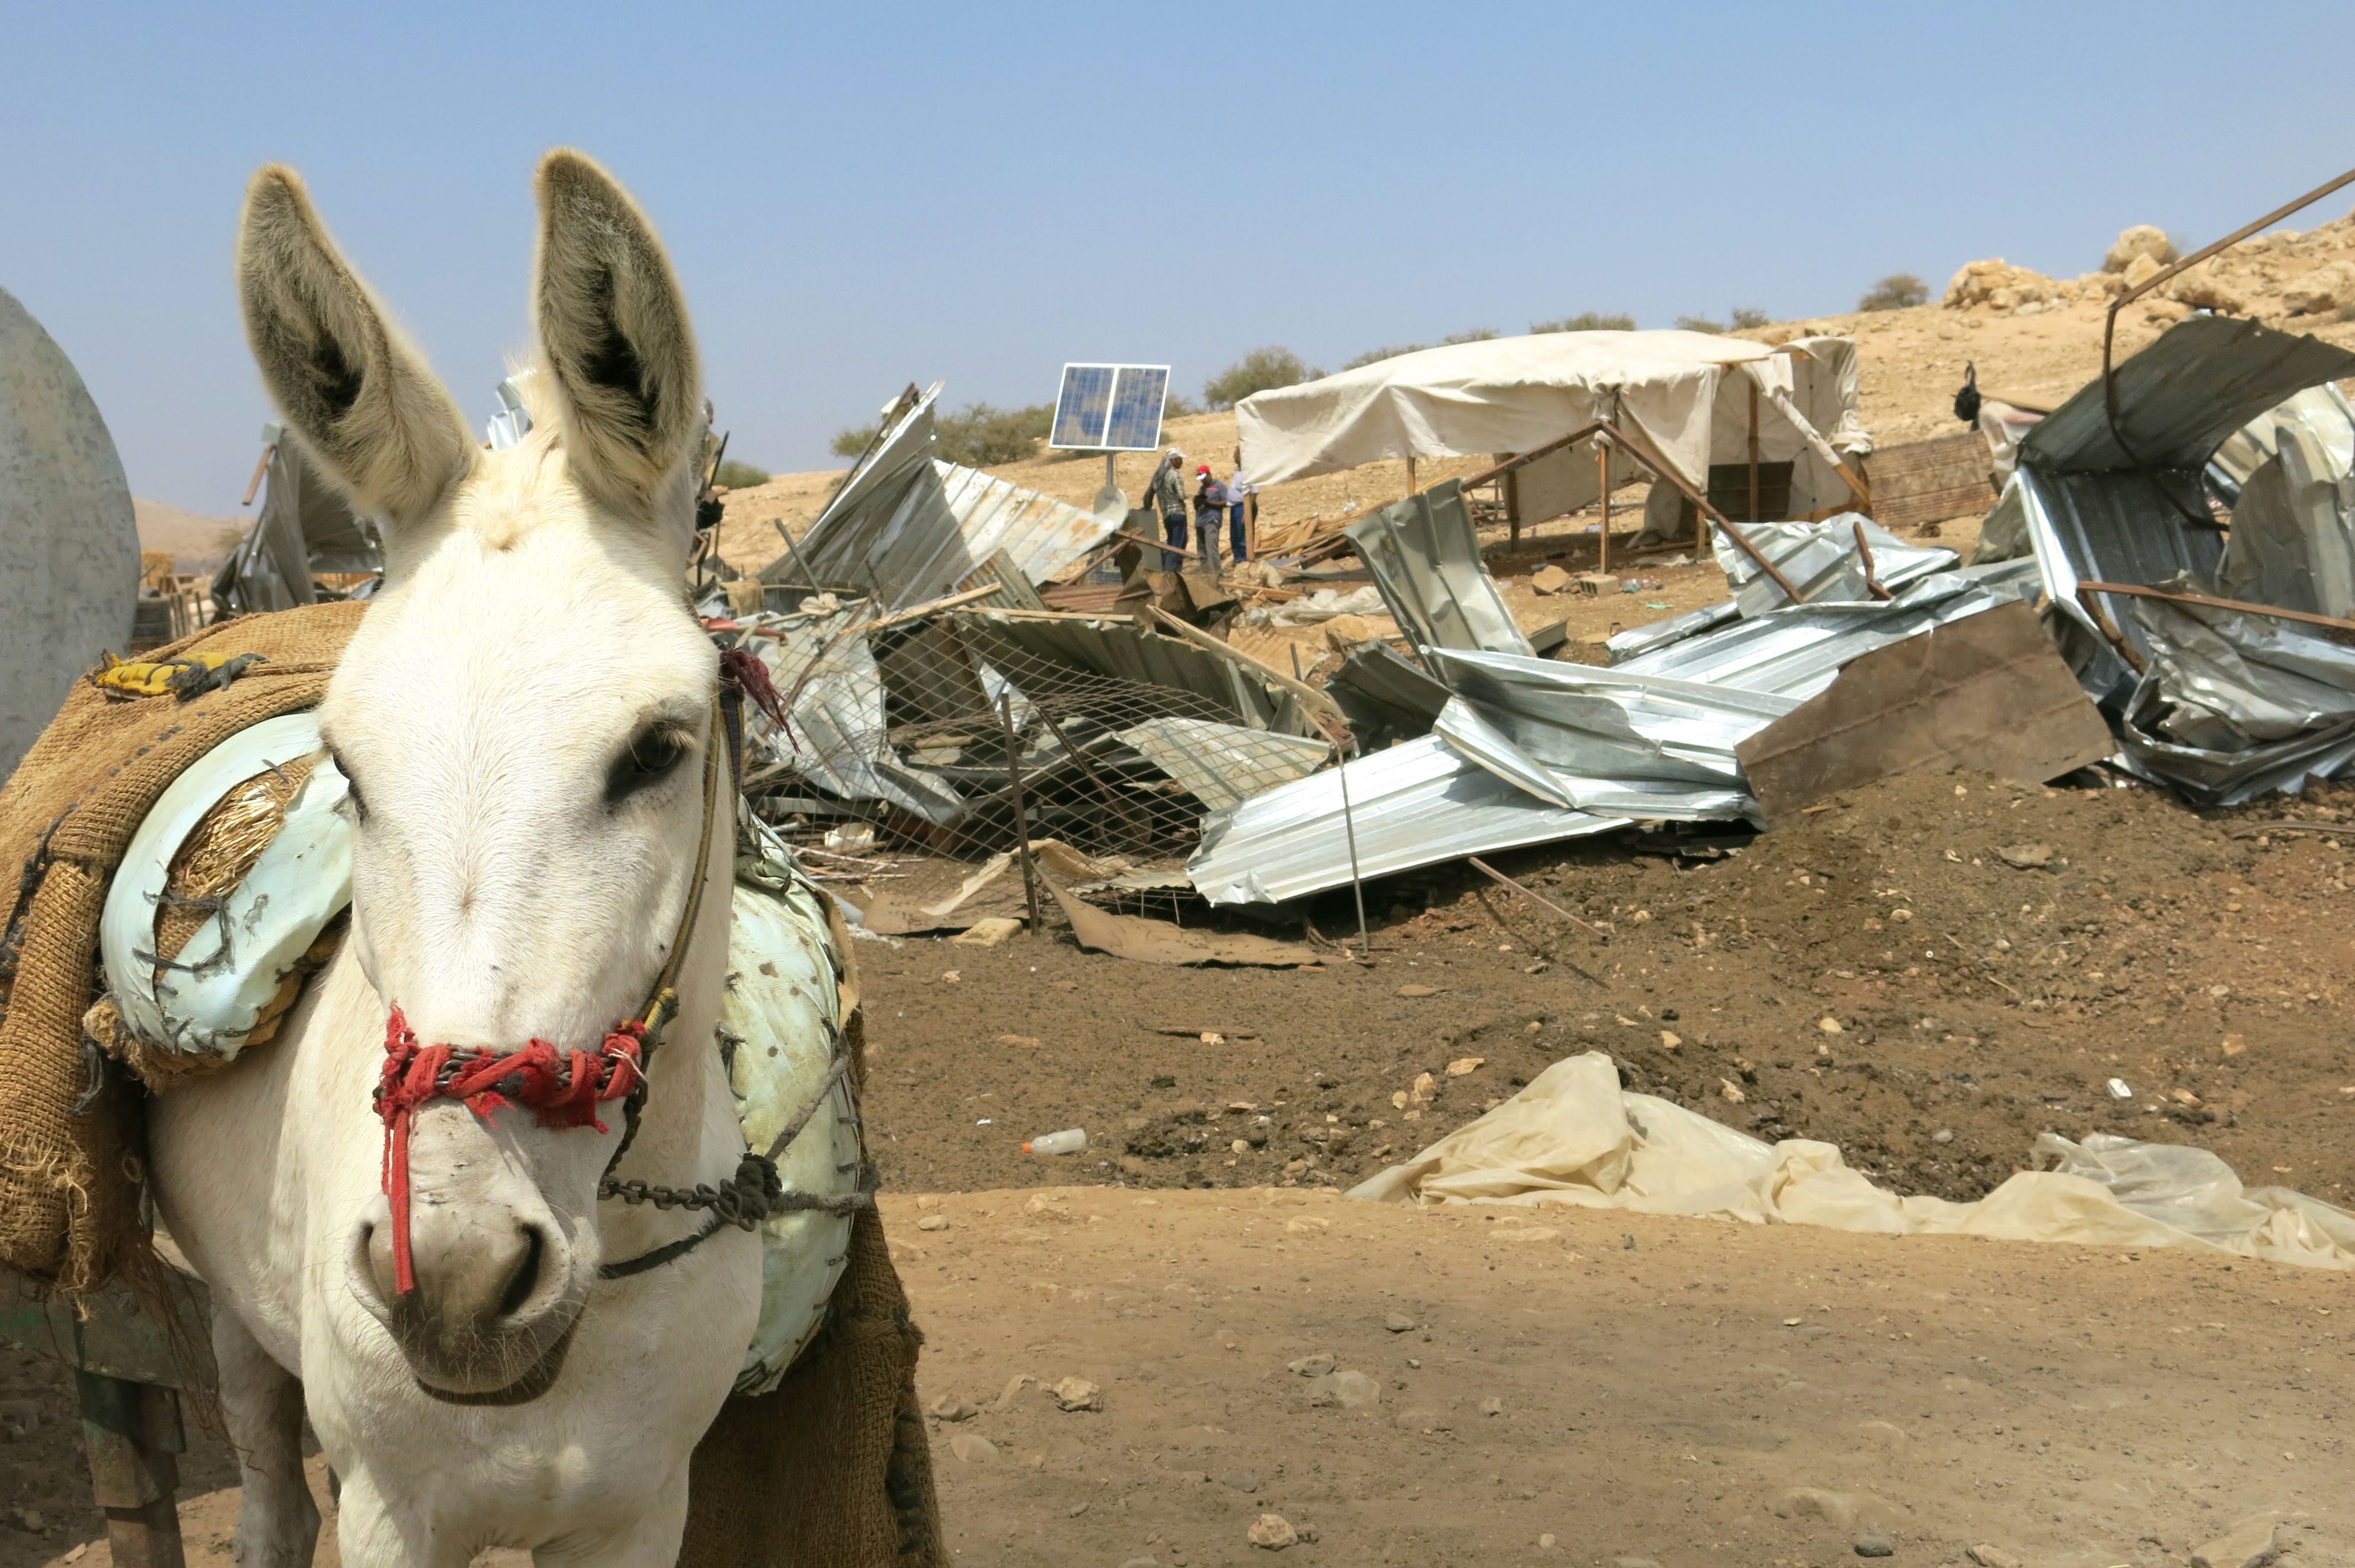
1143;447;1189;569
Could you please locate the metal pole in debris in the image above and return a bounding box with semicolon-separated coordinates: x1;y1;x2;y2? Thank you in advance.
1337;737;1371;955
997;691;1043;931
771;519;822;593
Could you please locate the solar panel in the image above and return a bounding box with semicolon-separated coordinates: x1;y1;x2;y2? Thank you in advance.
1049;363;1169;451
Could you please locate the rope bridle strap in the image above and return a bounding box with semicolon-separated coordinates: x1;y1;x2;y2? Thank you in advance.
373;1005;655;1295
372;705;721;1297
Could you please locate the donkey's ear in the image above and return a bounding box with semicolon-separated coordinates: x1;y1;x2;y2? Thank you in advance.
532;150;702;514
237;166;474;527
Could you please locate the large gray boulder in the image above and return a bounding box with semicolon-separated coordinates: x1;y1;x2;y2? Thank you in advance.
0;285;138;783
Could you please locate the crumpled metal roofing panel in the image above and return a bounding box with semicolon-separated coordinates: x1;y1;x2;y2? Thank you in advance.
1711;516;1956;618
1345;479;1533;659
950;609;1319;738
1186;732;1615;906
1118;717;1331;813
764;385;1112;609
2021;315;2355;474
1429;647;1793;785
1432;698;1756;822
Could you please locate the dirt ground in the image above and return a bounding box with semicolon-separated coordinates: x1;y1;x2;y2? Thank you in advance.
11;1189;2350;1568
854;765;2355;1212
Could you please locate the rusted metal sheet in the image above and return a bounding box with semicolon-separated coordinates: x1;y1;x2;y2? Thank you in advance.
1733;599;2113;822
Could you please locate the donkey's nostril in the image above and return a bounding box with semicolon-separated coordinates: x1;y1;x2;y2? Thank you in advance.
498;1224;546;1320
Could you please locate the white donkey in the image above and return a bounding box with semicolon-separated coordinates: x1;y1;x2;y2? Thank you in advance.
148;152;764;1567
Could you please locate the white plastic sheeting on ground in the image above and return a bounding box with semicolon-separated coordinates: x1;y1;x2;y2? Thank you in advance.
1349;1052;2355;1269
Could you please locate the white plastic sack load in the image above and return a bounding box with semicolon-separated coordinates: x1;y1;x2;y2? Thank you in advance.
1348;1051;2355;1270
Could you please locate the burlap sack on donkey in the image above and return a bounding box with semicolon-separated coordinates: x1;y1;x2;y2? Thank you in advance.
0;600;365;1290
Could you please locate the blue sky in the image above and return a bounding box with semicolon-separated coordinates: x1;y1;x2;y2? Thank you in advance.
3;1;2350;513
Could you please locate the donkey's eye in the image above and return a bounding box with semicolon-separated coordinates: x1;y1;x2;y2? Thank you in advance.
607;725;691;805
326;749;367;823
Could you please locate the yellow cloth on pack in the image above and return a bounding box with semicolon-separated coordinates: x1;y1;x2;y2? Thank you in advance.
91;650;264;700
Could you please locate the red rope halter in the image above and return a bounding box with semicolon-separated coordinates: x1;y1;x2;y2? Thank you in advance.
373;1006;648;1297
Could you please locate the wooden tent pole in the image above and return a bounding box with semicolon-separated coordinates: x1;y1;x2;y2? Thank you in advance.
1747;375;1761;523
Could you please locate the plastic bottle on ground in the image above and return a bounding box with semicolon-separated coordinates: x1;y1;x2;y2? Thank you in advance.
1024;1128;1087;1155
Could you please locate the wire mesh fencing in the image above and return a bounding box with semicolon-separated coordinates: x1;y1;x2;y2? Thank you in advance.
724;600;1335;880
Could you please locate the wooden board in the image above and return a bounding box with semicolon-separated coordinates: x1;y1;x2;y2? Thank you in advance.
1866;431;1998;532
1734;600;2113;823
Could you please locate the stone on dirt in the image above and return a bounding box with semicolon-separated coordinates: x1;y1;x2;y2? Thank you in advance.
1383;1311;1419;1333
1324;1369;1380;1408
948;1432;996;1464
951;916;1023;947
927;1395;976;1421
1853;1532;1894;1558
1247;1513;1298;1549
2191;1515;2284;1568
1530;564;1574;596
1287;1352;1336;1377
1051;1376;1102;1411
1966;1547;2021;1568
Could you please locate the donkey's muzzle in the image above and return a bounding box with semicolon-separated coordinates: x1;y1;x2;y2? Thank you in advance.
348;1194;580;1396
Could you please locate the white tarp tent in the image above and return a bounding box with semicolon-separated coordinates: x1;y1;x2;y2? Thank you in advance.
1235;330;1871;537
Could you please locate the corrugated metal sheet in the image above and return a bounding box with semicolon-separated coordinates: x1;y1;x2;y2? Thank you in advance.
1712;517;1955;618
1345;479;1532;659
1430;647;1793;786
737;601;966;825
1611;567;2029;699
2015;466;2221;687
1186;733;1617;906
933;464;1113;587
2214;388;2355;616
1432;698;1755;822
1606;598;1740;662
2115;590;2355;805
1325;643;1450;748
1118;718;1331;812
2022;315;2355;474
949;609;1322;739
762;384;1112;609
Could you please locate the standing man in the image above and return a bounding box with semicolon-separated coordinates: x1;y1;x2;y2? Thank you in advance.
1143;447;1189;569
1193;465;1229;570
1225;446;1258;564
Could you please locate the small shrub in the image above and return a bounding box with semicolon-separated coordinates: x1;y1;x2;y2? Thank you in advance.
1729;306;1772;330
934;401;1054;467
1342;343;1428;371
1163;390;1203;419
1441;327;1500;344
1674;314;1727;335
1857;273;1929;312
712;458;771;489
830;424;879;459
1531;311;1635;333
1204;346;1317;410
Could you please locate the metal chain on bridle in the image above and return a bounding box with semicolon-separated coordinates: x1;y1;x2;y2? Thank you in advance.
373;674;875;1293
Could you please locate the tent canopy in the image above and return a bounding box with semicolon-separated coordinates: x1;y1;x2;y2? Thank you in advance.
1235;329;1870;524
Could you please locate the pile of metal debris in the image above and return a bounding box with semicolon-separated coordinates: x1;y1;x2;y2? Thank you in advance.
691;317;2355;949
